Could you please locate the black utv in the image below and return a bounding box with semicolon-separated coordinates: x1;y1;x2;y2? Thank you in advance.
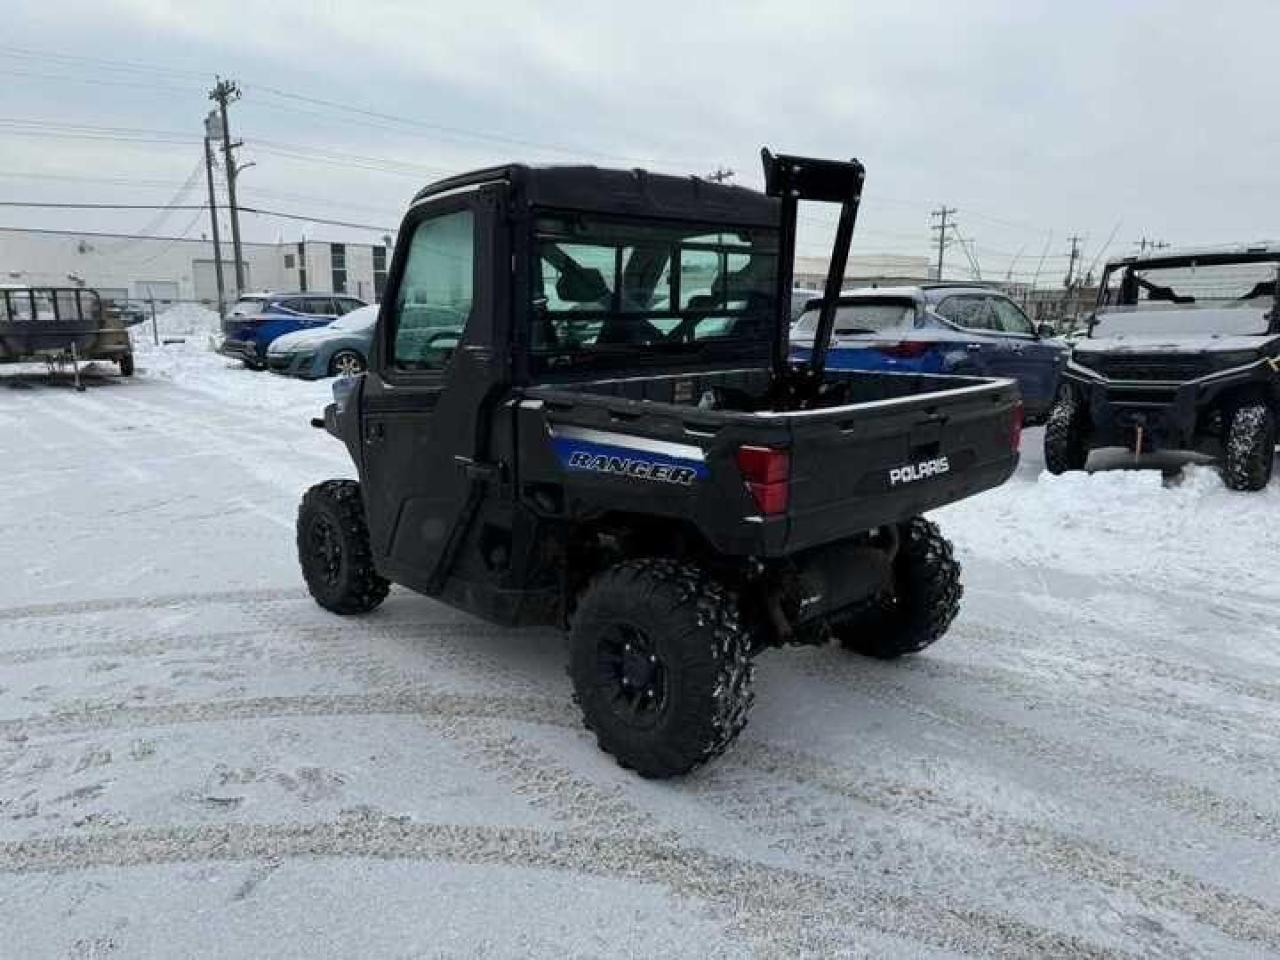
296;150;1022;777
1046;247;1280;490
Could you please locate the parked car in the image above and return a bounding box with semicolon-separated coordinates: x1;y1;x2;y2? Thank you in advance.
219;292;367;369
789;287;824;321
266;303;378;378
790;283;1067;419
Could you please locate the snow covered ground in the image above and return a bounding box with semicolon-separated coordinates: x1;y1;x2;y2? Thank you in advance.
2;325;1280;958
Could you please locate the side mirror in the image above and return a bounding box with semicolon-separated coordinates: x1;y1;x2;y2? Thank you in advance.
1035;322;1055;339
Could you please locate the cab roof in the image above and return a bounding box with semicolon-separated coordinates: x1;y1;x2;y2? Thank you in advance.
1105;243;1280;271
411;163;779;230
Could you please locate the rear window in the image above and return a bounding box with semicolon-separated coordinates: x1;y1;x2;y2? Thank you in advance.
231;297;266;313
793;301;916;337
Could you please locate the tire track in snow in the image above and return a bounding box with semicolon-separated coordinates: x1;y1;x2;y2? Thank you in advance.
0;620;479;666
7;682;1274;953
0;819;1121;960
0;690;577;740
0;587;306;622
727;742;1280;954
966;617;1280;708
787;651;1280;846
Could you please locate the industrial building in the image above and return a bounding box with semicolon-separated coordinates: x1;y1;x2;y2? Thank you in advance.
0;225;391;307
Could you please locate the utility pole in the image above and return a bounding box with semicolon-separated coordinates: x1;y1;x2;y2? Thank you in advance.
202;111;226;316
1064;235;1083;289
705;167;735;183
930;206;957;280
209;77;245;297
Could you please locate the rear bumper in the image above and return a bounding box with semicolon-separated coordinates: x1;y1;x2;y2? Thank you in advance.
218;338;264;364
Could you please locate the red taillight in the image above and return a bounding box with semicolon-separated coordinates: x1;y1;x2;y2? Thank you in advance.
874;340;931;359
1011;402;1024;450
737;446;790;516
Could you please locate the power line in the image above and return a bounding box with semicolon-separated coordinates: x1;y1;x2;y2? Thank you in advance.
0;200;394;233
238;207;394;232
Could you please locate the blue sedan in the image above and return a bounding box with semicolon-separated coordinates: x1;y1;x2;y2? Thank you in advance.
265;304;378;379
219;292;367;369
790;284;1067;419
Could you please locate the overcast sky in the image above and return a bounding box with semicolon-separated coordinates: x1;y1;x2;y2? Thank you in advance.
2;0;1277;284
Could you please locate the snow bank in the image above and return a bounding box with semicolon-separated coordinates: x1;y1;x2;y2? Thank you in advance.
938;461;1280;600
130;326;334;416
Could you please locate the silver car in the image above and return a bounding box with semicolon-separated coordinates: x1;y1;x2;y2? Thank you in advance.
266;304;378;379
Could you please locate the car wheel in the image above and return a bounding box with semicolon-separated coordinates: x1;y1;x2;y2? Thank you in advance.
329;349;366;377
831;517;962;659
1223;403;1277;492
296;480;389;614
569;559;754;778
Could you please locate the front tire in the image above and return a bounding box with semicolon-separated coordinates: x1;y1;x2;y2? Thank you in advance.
833;518;962;659
1223;403;1277;492
569;559;754;778
329;349;366;377
1044;392;1089;474
118;353;135;377
297;480;389;614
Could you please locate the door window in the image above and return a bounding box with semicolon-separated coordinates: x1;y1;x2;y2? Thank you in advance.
988;296;1034;335
937;295;996;331
307;297;338;316
390;210;475;371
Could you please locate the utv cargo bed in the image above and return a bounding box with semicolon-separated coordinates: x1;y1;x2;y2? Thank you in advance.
524;367;1020;555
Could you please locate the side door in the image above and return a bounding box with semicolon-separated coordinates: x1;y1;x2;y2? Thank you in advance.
359;195;500;592
986;295;1063;413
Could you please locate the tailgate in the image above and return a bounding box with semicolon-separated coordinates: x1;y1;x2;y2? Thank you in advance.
782;377;1020;552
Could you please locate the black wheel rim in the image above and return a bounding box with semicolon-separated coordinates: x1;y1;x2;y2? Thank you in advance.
308;514;343;586
596;623;668;728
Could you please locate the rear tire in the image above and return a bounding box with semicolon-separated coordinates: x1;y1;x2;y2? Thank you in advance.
1223;403;1277;492
118;353;135;377
832;518;962;659
569;559;754;778
1044;392;1089;474
297;480;389;614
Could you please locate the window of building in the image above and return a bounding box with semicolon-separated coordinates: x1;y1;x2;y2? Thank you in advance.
372;244;388;301
284;253;296;270
331;243;347;293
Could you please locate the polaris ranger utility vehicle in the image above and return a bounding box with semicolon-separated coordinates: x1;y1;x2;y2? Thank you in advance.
297;150;1022;777
1046;246;1280;490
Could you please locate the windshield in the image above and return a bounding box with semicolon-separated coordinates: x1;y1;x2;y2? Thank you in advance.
792;301;915;339
1094;257;1279;336
531;213;777;371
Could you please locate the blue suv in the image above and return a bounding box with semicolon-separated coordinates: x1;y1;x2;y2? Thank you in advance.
790;283;1067;419
219;292;367;369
